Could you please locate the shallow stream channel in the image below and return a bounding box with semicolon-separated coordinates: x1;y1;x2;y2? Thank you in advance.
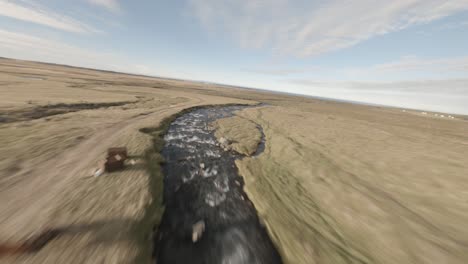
154;105;282;264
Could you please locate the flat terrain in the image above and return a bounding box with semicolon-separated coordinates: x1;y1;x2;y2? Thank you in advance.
0;58;467;263
234;103;468;264
0;58;252;263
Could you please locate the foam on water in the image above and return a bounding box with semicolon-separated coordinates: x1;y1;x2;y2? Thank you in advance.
205;192;227;207
156;105;281;264
201;165;218;178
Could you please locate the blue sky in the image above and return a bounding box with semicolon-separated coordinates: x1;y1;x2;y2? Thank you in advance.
1;0;467;114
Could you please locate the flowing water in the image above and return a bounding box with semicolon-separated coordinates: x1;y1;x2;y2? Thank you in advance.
154;105;282;264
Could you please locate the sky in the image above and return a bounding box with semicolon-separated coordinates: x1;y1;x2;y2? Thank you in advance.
0;0;467;114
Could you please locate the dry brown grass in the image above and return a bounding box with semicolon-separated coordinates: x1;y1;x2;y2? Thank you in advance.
235;103;468;264
212;116;262;156
0;58;253;263
1;58;468;264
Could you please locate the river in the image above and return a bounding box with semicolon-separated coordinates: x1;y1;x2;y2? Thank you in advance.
154;105;282;264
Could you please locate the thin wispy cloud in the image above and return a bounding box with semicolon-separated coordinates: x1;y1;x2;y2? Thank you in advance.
287;78;468;114
246;55;468;80
0;29;113;67
372;56;468;72
0;0;97;33
243;65;323;76
291;78;468;94
0;29;151;75
87;0;121;13
189;0;468;57
244;68;307;76
340;56;468;80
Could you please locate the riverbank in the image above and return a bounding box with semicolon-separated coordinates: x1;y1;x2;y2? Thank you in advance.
0;58;254;264
2;58;468;264
234;103;468;264
211;116;262;156
154;105;281;264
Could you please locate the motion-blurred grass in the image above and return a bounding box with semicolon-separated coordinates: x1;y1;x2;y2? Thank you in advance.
235;105;468;264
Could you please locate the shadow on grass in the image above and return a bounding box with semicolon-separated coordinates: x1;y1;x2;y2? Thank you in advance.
0;218;138;256
0;100;138;124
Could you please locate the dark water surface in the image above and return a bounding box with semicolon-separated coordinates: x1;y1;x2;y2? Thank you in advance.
154;105;282;264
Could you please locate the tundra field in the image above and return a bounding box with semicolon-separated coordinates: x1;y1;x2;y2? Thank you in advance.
0;58;467;263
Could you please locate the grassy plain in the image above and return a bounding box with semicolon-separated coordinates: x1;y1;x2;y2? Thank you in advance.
0;58;467;263
0;58;252;263
234;103;468;264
